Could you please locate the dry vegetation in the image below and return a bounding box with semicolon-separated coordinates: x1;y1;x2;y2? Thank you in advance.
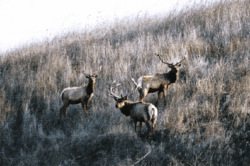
1;0;250;165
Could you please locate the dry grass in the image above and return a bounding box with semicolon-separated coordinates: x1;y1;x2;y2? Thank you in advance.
1;0;250;165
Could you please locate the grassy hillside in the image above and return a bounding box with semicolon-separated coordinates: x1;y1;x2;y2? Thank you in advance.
1;0;250;165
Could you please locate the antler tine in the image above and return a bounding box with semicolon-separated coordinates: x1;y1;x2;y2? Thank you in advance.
82;72;90;76
112;80;121;89
180;57;185;63
155;53;171;65
176;57;185;65
108;81;115;95
108;80;120;98
95;65;102;75
127;88;136;98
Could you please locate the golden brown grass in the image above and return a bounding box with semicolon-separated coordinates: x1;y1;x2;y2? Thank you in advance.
1;0;250;165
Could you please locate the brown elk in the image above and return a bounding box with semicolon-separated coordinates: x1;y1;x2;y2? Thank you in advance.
59;71;100;119
132;54;185;104
109;81;158;136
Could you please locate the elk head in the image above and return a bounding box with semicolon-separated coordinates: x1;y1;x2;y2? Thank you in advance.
108;81;134;109
82;66;102;82
84;73;98;81
155;53;185;72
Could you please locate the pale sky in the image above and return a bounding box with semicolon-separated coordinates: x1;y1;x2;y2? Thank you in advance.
0;0;209;53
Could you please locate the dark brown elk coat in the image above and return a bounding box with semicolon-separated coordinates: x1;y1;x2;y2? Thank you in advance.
109;81;158;136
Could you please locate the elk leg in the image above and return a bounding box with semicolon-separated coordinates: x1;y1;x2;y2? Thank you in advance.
163;85;169;104
151;119;157;140
134;120;138;133
139;89;148;102
139;92;144;102
140;121;142;135
86;94;93;110
157;91;163;106
85;103;88;111
81;98;88;114
60;101;69;119
152;118;157;134
163;90;167;103
138;88;143;101
145;121;151;136
81;101;85;114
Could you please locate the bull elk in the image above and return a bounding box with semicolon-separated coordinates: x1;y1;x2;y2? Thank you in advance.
132;54;185;105
59;69;101;119
109;81;158;136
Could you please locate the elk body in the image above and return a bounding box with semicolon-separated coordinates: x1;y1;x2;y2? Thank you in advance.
132;54;184;104
59;73;98;119
109;81;158;136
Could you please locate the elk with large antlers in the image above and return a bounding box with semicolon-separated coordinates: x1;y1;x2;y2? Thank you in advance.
59;70;100;119
132;54;185;105
109;81;158;136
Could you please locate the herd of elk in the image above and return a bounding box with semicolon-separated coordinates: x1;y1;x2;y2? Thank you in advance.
59;54;184;137
132;54;185;105
109;81;158;136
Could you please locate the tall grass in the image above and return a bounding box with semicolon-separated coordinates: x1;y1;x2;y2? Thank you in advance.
1;0;250;165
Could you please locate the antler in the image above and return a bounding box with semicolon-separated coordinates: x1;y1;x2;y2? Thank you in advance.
82;66;102;76
131;77;139;94
175;57;185;65
108;80;120;99
155;54;172;65
109;80;136;100
95;65;102;75
179;57;185;63
82;72;90;77
126;87;137;98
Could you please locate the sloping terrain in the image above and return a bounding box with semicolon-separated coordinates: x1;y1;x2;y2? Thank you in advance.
1;0;250;165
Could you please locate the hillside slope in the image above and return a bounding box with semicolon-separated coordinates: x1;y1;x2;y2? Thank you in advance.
1;0;250;165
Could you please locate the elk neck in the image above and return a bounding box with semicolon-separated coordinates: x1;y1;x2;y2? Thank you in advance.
167;68;178;83
119;101;136;116
86;79;95;95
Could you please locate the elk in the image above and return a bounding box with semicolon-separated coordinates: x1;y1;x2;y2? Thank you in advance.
109;81;158;136
59;71;99;119
132;54;185;104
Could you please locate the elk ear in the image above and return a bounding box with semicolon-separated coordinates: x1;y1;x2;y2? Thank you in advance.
176;63;181;67
167;64;173;68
